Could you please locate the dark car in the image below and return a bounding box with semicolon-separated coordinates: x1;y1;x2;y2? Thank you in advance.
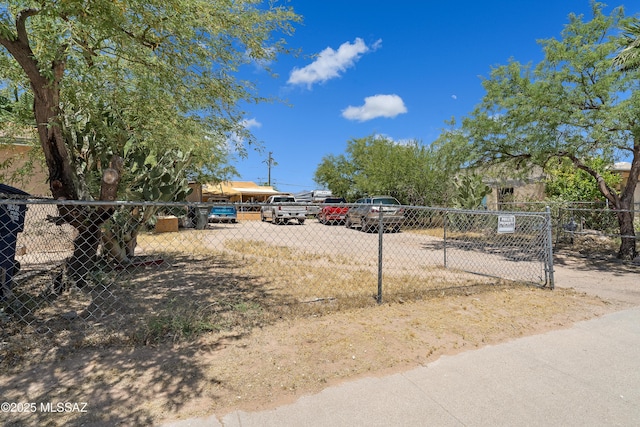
317;197;348;225
345;196;404;232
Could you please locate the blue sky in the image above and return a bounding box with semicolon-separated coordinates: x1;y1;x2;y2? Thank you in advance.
231;1;633;194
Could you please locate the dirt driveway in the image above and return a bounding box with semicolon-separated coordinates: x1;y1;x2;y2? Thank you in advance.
553;249;640;305
207;220;635;301
204;219;548;285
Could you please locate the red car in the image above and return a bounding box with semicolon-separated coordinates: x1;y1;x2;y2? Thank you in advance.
317;197;349;225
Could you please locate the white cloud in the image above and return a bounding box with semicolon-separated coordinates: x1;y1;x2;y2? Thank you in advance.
241;118;262;130
227;118;262;149
245;47;276;70
342;94;407;122
287;38;381;88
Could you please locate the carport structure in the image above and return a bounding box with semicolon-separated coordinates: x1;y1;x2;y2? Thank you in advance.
202;181;286;220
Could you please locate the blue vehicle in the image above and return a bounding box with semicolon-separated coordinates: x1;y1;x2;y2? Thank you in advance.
208;204;238;223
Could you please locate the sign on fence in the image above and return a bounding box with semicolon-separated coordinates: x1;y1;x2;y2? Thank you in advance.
497;215;516;234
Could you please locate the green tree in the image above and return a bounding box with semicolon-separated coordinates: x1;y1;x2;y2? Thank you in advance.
314;154;356;200
461;3;640;259
544;157;621;202
314;134;462;206
0;1;299;285
0;1;298;199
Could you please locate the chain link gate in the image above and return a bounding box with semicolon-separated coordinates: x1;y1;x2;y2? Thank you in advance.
375;206;553;304
441;208;553;287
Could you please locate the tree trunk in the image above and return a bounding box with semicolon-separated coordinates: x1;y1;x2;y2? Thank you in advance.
616;208;637;260
615;145;640;260
32;84;78;201
2;10;122;301
31;79;107;289
64;159;123;288
0;10;77;200
67;221;102;289
581;147;639;261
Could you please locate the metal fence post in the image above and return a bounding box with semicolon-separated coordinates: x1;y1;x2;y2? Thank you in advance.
443;211;448;269
555;206;563;245
545;206;555;289
377;208;383;304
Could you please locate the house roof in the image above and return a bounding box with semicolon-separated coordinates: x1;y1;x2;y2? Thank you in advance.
613;162;632;171
202;181;283;197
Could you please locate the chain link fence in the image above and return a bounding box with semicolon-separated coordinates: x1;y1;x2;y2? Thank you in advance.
555;206;637;243
1;198;553;365
497;200;639;248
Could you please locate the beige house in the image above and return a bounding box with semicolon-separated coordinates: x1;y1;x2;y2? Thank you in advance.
0;142;50;196
482;164;546;210
613;162;639;211
482;161;639;211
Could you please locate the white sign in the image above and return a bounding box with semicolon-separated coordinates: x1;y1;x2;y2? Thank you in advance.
497;215;516;234
313;190;332;198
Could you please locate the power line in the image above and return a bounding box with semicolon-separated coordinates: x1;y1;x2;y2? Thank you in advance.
274;182;319;188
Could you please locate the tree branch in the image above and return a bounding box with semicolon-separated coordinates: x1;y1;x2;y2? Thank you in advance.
15;8;39;44
566;153;619;207
0;8;45;87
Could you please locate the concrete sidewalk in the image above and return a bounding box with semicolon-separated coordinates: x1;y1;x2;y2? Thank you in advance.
162;306;640;427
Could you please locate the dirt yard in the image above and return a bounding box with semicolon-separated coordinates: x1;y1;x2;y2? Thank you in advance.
1;284;630;426
1;224;638;426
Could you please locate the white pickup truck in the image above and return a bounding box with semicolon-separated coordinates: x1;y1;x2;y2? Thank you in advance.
260;195;307;225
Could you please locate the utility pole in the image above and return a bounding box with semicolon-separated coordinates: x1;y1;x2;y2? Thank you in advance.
264;151;277;186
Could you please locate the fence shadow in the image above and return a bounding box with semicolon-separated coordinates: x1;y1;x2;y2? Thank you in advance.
2;342;223;426
1;252;297;367
553;245;639;275
420;236;546;263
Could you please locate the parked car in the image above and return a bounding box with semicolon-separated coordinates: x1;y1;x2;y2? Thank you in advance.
260;195;307;225
345;196;404;232
208;204;238;223
317;197;349;225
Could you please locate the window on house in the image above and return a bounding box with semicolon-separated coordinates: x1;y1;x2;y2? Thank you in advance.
498;187;514;209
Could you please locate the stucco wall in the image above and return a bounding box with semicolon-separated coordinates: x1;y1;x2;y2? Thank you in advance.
0;144;50;196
